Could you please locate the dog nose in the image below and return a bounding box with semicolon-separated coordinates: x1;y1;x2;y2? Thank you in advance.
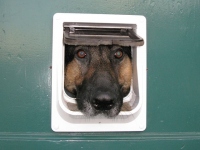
92;93;114;110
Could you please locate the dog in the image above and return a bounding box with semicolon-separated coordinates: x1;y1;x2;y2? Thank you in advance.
64;45;132;117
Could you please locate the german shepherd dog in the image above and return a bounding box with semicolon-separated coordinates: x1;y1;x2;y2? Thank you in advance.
64;45;132;117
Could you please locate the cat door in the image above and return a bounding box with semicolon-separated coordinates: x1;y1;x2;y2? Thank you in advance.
51;13;147;132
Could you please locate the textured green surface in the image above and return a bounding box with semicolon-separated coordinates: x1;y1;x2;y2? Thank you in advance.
1;0;200;149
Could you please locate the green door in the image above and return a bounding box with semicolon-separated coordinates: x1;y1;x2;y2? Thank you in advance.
0;0;200;149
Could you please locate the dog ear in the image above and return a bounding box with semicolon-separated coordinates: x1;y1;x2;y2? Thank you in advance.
65;45;75;65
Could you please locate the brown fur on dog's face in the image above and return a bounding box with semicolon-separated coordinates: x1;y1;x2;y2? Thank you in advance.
64;45;132;117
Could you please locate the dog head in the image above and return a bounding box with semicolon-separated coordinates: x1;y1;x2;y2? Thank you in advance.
64;45;132;117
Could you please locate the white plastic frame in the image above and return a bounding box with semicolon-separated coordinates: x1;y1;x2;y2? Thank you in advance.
51;13;147;132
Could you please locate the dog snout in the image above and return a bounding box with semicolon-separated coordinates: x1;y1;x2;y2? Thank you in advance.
92;93;115;110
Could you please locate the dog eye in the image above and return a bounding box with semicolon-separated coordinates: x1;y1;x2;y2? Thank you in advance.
114;50;123;59
77;50;87;58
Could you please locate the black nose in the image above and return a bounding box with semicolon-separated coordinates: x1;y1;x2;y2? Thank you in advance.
92;93;114;110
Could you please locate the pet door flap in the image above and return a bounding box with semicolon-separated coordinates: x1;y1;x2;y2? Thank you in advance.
63;23;144;46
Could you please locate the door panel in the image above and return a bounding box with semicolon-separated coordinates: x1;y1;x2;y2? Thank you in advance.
0;0;200;149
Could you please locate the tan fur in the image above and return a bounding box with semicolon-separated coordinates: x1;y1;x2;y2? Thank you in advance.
64;59;83;93
118;56;133;93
